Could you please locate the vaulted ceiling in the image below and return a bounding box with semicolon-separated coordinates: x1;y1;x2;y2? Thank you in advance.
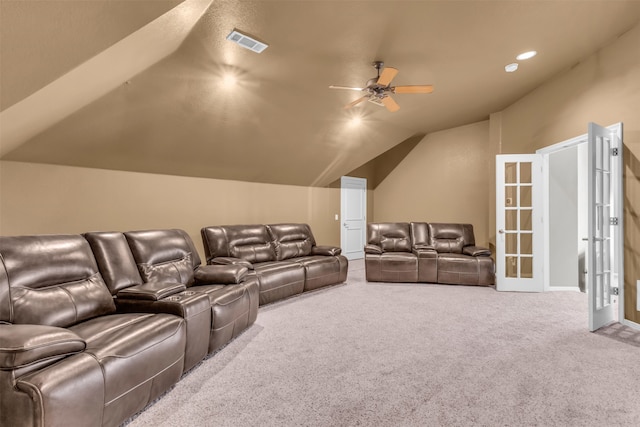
2;0;640;187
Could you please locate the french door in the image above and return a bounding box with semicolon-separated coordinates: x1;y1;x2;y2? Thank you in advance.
587;122;623;331
496;155;543;292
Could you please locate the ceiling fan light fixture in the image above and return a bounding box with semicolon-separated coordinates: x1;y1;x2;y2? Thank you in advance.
349;116;363;127
226;29;268;53
516;50;537;61
505;63;519;73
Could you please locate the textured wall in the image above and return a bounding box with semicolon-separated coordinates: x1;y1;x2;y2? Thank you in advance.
0;161;342;261
373;120;491;248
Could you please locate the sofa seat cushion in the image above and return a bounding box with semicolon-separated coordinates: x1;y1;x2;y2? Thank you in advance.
250;262;305;305
193;278;259;353
69;313;185;424
437;253;494;286
365;252;418;283
288;256;345;291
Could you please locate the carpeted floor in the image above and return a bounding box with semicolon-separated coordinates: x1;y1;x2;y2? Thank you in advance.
125;259;640;426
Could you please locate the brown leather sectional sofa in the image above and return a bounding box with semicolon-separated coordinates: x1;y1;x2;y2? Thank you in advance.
0;224;345;427
365;222;495;286
201;223;349;305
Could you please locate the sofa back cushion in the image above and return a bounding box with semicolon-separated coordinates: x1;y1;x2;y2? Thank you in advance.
267;224;315;261
84;231;143;295
0;235;115;327
201;225;276;263
410;222;430;247
428;223;476;253
124;229;200;286
367;223;412;252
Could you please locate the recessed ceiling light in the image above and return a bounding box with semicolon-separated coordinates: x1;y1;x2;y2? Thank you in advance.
516;50;537;61
505;63;519;73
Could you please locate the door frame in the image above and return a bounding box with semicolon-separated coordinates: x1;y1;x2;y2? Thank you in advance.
340;176;367;260
536;122;629;329
537;133;587;292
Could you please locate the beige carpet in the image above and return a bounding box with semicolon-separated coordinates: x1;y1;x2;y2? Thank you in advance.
125;260;640;426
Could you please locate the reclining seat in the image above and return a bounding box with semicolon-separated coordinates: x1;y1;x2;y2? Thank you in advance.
365;222;418;282
84;231;211;370
0;235;185;427
99;229;259;356
427;223;495;286
201;225;306;305
267;223;348;291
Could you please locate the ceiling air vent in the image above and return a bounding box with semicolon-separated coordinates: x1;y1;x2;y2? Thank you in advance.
226;30;268;53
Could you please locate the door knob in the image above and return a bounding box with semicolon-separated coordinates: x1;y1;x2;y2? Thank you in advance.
498;229;505;234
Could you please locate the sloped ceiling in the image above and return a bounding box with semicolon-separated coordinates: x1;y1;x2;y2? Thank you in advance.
2;1;640;187
0;0;184;110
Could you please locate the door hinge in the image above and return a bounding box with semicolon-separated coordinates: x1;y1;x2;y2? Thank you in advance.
612;147;619;156
612;287;619;296
610;217;619;226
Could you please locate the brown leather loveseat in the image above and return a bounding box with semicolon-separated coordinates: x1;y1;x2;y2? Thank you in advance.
0;229;259;427
201;223;348;305
365;222;495;286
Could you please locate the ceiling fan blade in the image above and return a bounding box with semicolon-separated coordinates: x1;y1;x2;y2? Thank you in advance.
381;96;400;112
344;95;369;109
377;67;398;86
329;85;365;91
393;85;434;94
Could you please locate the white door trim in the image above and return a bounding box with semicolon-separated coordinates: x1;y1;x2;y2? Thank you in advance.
536;122;628;329
538;134;587;293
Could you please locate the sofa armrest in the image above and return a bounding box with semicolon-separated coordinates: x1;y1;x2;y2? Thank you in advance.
463;245;492;257
116;281;186;301
210;256;253;270
365;244;382;255
195;264;249;285
0;324;86;370
413;244;435;251
412;248;437;257
311;245;342;256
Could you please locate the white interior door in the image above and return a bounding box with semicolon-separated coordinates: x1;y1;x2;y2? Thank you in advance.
496;155;543;292
587;122;621;331
340;176;367;260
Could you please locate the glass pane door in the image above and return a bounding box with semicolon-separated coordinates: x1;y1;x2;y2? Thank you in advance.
496;154;543;292
588;122;618;331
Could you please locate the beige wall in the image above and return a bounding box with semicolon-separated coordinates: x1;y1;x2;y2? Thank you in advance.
373;120;491;247
0;161;342;260
493;22;640;322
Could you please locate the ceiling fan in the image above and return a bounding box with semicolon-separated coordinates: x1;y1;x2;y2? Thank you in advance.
329;61;433;112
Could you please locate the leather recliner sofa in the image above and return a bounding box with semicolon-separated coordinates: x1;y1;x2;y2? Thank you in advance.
0;229;260;427
0;234;187;427
365;222;495;286
201;223;348;305
84;229;259;363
